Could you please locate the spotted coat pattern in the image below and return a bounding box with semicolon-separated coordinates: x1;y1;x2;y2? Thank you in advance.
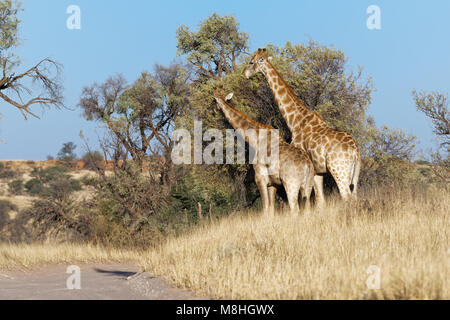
214;91;314;215
243;49;360;203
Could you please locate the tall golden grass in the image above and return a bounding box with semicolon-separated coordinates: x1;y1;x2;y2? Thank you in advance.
0;243;139;270
0;186;448;299
140;186;449;299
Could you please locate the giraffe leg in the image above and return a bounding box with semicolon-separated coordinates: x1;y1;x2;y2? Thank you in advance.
255;178;271;215
304;166;315;214
285;183;300;216
301;183;313;215
268;186;277;215
313;175;325;207
328;167;352;201
335;179;351;201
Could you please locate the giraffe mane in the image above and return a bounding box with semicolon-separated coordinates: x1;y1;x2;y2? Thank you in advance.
265;59;326;124
215;94;275;130
229;106;274;130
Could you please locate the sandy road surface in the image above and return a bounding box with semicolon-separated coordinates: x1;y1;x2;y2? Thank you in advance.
0;264;204;300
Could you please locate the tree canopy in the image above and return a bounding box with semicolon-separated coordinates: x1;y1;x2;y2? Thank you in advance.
177;13;249;80
413;90;449;152
79;63;191;184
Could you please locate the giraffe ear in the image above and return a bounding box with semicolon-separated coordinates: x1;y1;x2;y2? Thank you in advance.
225;93;234;101
268;56;273;62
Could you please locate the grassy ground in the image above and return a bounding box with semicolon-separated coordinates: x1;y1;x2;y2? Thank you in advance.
1;186;448;299
0;243;139;270
140;187;449;299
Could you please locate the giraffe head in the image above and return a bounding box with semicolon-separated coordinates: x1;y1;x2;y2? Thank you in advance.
213;87;234;105
243;48;272;79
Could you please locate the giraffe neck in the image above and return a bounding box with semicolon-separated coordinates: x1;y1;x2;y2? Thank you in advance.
261;62;324;134
216;97;275;149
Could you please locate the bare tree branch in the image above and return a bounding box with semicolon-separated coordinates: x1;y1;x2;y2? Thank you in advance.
0;57;63;119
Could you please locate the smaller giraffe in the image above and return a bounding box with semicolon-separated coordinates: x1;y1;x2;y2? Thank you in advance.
213;89;314;215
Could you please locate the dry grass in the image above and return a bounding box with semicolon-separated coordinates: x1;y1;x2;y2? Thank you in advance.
1;185;448;299
140;187;450;299
0;196;34;213
0;243;140;270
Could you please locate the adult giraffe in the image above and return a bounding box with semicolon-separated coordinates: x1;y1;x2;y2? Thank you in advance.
213;89;314;215
243;48;360;204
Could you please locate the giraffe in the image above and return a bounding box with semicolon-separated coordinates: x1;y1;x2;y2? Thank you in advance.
213;89;314;215
243;48;360;204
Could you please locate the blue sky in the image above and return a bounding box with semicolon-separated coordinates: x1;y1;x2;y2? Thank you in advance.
0;0;449;160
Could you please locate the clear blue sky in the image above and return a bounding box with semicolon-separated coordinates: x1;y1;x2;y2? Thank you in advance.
1;0;449;160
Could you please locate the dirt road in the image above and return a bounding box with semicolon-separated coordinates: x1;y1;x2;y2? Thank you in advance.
0;264;204;300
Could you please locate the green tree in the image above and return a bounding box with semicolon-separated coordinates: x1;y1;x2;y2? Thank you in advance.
57;142;77;161
413;90;450;183
413;90;449;151
176;13;259;207
366;125;417;161
0;1;63;119
81;150;104;170
359;125;421;188
78;64;192;232
176;13;375;206
79;64;190;184
177;13;248;80
0;0;20;49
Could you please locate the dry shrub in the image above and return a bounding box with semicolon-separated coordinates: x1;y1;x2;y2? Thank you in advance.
7;166;88;243
0;199;16;231
0;163;18;180
359;156;426;190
